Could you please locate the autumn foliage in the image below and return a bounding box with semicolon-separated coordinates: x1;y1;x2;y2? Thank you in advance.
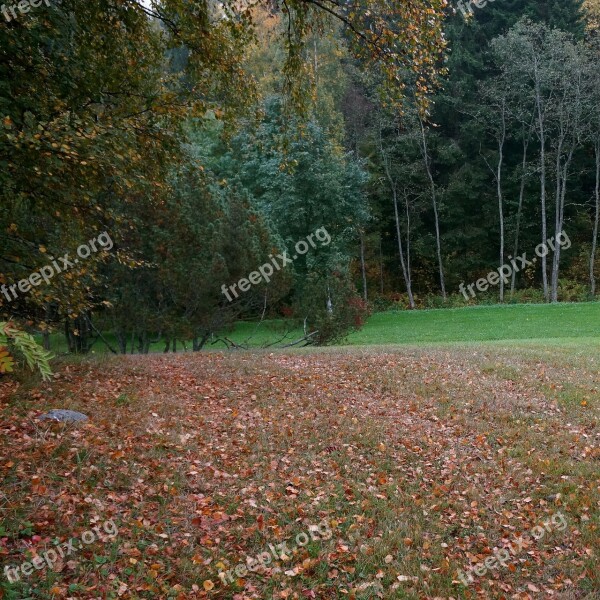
1;347;598;597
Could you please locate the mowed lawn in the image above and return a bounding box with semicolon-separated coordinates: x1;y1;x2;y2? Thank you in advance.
222;302;600;348
1;342;599;599
36;302;600;353
345;302;600;345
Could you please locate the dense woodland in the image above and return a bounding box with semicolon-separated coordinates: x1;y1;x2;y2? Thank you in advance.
1;0;600;358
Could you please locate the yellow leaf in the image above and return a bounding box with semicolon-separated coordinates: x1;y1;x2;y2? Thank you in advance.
0;347;15;374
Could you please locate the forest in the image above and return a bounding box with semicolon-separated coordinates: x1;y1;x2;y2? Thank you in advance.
3;3;600;599
1;0;600;359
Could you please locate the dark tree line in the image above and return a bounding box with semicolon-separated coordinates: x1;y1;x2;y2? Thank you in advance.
1;0;598;360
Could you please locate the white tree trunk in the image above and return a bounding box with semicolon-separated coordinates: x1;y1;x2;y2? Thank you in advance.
496;102;506;302
590;143;600;296
418;118;446;299
511;125;532;297
379;127;415;308
359;230;368;302
534;58;549;302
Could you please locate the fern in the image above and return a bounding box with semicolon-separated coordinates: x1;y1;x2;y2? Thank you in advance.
0;322;54;381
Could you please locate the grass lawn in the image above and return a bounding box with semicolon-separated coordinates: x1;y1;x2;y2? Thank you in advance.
36;302;600;354
178;301;600;348
1;342;599;598
345;301;600;345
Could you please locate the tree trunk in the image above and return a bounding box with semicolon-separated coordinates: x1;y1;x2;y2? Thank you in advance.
392;185;415;308
359;230;368;302
496;102;506;303
379;236;384;295
64;319;73;353
116;330;127;354
551;146;575;302
590;143;600;296
404;192;412;279
379;126;415;308
418;118;446;299
42;305;51;350
64;314;93;354
534;60;549;301
511;127;531;297
193;332;211;351
137;332;150;354
551;131;565;303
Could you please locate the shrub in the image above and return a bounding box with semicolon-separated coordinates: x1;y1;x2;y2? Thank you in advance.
295;273;370;345
557;279;590;302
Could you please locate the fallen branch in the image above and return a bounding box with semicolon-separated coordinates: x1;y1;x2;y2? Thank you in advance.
210;337;247;350
279;331;319;348
85;316;118;354
261;327;294;349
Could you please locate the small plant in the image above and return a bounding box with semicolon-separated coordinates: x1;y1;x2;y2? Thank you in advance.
115;393;131;406
0;322;53;380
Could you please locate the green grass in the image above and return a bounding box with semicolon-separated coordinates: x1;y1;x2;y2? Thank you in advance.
37;320;306;354
215;302;600;347
346;301;600;345
37;302;600;353
213;319;304;347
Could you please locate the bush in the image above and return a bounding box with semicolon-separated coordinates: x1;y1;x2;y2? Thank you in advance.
508;287;546;303
371;296;398;312
295;273;371;345
557;279;590;302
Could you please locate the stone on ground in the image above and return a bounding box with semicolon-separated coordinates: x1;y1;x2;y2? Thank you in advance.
38;409;89;423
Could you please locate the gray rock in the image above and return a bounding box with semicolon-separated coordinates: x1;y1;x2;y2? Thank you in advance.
38;409;89;423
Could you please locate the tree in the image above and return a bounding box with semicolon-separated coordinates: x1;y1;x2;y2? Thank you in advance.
417;117;447;299
491;20;583;301
377;116;416;308
548;39;587;302
475;79;511;301
587;42;600;295
3;0;444;341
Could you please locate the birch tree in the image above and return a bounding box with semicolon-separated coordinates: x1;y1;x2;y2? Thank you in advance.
417;118;446;300
492;21;572;302
510;117;535;297
378;122;416;308
548;38;587;301
476;79;510;302
588;44;600;295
